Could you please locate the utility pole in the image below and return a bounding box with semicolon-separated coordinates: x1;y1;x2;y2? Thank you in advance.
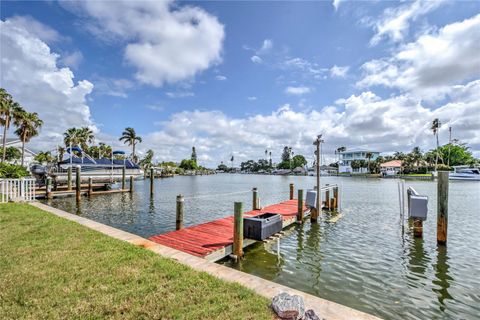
312;134;324;222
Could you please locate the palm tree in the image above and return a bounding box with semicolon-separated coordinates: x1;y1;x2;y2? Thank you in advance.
365;152;373;173
119;127;142;162
431;118;441;170
269;151;272;167
63;128;81;147
0;89;24;162
78;127;95;150
336;146;346;164
230;155;234;170
14;111;43;166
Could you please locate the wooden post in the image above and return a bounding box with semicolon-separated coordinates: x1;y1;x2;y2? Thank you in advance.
121;166;126;190
311;186;319;223
289;183;294;200
75;166;81;202
150;168;154;196
333;186;339;211
325;184;330;211
67;167;72;191
413;219;423;237
297;189;304;223
46;177;53;199
437;171;449;245
88;177;93;196
252;187;258;210
233;201;244;258
176;194;184;230
129;176;134;193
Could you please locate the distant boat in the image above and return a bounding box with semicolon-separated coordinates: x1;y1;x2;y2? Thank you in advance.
449;166;480;181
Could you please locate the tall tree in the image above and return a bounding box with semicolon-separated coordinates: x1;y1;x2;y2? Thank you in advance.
431;118;441;170
230;155;234;170
0;88;24;162
78;127;95;150
139;149;154;171
14;111;43;166
269;151;272;167
365;152;373;173
119;127;142;162
191;146;197;164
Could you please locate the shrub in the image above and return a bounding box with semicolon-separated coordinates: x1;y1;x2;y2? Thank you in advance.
0;163;30;178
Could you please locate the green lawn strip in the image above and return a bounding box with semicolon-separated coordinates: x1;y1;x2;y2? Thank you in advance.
0;203;273;319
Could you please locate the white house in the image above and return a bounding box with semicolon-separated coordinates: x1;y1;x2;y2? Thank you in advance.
1;136;36;168
380;160;403;176
338;150;380;173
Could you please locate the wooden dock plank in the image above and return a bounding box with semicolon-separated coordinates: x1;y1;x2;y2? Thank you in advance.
148;199;307;260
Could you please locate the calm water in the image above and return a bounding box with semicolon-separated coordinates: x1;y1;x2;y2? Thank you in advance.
46;175;480;320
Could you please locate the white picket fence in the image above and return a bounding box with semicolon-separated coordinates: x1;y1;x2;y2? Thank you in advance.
0;178;36;203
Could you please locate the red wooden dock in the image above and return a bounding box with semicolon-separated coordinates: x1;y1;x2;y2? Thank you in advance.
149;199;308;261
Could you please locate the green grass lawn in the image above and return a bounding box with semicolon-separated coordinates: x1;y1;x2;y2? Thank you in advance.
0;203;273;319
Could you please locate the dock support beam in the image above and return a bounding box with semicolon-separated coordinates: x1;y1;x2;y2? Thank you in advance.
233;201;244;259
67;167;72;191
437;171;449;245
176;194;184;230
325;184;330;210
88;177;93;196
289;183;294;200
121;166;126;190
297;189;304;223
150;168;154;196
129;176;134;193
75;166;81;202
252;187;259;210
46;177;53;199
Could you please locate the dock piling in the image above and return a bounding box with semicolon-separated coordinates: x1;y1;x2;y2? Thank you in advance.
289;183;294;200
297;189;304;223
121;166;126;190
75;166;81;202
333;186;339;211
88;177;93;196
176;194;184;230
252;187;259;210
129;176;134;193
325;184;330;210
233;201;244;259
46;177;53;199
67;167;72;191
437;171;449;245
150;168;154;196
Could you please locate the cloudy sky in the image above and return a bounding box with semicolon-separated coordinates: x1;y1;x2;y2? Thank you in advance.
1;0;479;166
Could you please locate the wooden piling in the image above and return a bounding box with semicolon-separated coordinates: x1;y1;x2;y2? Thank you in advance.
150;168;154;195
297;189;304;223
333;186;339;210
289;183;294;200
121;166;126;190
311;186;319;222
176;194;184;230
437;171;449;245
129;176;134;193
67;167;72;191
88;177;93;196
252;187;258;210
413;219;423;237
233;201;244;258
75;166;81;202
325;184;330;210
46;177;53;199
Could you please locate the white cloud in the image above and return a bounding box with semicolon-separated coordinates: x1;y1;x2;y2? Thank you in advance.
247;96;257;101
63;1;225;87
358;14;480;99
94;77;134;98
282;57;328;80
59;50;83;69
258;39;273;54
369;0;445;46
6;15;62;44
251;55;262;64
330;65;349;78
285;86;311;95
166;91;194;98
0;18;96;150
215;75;227;81
332;0;343;11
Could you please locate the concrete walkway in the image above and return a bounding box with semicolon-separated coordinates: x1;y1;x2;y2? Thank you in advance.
30;202;381;320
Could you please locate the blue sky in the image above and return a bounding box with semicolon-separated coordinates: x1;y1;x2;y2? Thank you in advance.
1;1;479;166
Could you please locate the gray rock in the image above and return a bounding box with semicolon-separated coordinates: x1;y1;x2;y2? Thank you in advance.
304;309;322;320
271;292;305;320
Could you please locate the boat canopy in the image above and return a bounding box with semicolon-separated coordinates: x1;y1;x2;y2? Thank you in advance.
112;150;126;155
66;146;82;154
58;157;139;169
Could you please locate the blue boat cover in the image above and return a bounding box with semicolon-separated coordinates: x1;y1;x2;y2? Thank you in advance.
58;157;140;169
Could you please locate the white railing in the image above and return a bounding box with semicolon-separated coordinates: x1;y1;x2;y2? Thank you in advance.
0;178;36;203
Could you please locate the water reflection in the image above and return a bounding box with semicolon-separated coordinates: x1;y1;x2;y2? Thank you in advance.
433;245;453;310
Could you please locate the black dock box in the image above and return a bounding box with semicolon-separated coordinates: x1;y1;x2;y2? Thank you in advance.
243;213;282;240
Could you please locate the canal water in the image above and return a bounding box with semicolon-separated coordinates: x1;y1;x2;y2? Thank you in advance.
46;175;480;320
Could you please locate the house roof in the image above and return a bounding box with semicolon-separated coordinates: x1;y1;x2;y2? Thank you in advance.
380;160;403;167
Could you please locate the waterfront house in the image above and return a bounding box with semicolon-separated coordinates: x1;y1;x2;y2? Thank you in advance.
1;136;36;167
380;160;403;176
338;149;380;173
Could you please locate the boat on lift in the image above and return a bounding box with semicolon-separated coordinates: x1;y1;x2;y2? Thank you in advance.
449;166;480;181
42;147;143;183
